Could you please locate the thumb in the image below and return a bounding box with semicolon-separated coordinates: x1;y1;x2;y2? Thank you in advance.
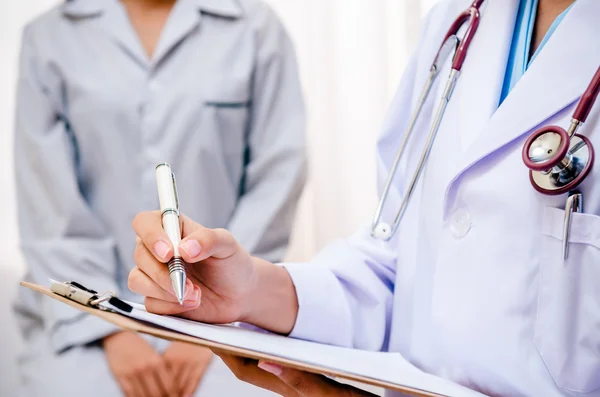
257;361;373;397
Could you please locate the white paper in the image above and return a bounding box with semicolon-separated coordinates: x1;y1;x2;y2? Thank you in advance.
103;301;484;397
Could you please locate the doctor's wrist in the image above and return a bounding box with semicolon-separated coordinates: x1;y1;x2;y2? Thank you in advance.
240;258;299;335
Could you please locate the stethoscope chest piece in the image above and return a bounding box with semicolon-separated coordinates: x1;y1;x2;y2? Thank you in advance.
523;66;600;196
523;126;595;196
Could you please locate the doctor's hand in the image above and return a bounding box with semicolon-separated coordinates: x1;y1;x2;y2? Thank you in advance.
103;331;176;397
215;352;377;397
162;342;213;397
128;211;298;334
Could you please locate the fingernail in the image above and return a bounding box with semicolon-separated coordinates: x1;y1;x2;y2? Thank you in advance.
184;284;195;299
183;289;200;307
180;239;201;258
154;240;170;260
184;278;195;299
258;361;283;376
183;299;200;308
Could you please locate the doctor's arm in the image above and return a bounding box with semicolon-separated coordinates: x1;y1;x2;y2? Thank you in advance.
128;215;396;392
280;0;442;349
225;5;307;263
14;26;122;353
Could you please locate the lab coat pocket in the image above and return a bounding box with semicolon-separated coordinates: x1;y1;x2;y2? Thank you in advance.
536;206;600;394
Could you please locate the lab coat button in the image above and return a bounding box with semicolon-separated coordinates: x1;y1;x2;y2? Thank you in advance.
450;208;471;238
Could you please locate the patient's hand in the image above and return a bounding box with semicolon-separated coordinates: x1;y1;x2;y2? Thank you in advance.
103;331;175;397
162;342;213;396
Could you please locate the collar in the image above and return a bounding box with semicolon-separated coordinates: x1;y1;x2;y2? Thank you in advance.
62;0;244;19
194;0;243;18
61;0;106;17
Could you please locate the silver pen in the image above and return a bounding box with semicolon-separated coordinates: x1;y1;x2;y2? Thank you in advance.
562;192;583;262
156;163;186;305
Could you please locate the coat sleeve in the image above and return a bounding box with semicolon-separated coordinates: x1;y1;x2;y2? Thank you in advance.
14;25;121;353
282;6;443;351
225;5;307;263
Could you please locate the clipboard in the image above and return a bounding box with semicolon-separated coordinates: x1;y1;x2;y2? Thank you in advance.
21;281;484;397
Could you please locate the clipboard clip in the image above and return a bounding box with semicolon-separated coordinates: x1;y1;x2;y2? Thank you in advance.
50;280;132;312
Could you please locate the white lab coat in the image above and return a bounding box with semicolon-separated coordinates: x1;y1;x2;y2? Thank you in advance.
284;0;600;396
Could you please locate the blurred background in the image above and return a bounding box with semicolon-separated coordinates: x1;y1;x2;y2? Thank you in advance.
0;0;441;395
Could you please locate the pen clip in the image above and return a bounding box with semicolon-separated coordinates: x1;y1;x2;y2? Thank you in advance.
171;172;180;214
562;192;583;262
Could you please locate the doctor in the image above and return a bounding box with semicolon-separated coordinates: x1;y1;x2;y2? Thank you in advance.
129;0;600;396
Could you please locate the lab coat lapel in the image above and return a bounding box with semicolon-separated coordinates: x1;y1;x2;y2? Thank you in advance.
454;0;519;153
447;0;600;202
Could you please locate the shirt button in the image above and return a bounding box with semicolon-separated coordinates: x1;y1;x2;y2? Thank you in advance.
450;208;471;238
149;81;160;93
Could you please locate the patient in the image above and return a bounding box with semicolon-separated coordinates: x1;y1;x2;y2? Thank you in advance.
13;0;306;396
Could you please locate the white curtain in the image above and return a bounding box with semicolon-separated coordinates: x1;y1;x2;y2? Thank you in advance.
267;0;441;261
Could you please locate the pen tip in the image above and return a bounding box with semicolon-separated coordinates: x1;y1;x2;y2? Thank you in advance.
170;271;186;306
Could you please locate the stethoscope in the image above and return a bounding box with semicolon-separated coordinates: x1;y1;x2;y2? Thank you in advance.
522;66;599;259
371;0;600;254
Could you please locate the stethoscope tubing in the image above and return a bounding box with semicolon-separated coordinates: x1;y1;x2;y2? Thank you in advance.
371;3;483;240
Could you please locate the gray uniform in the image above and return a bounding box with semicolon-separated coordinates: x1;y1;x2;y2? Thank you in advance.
13;0;306;395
